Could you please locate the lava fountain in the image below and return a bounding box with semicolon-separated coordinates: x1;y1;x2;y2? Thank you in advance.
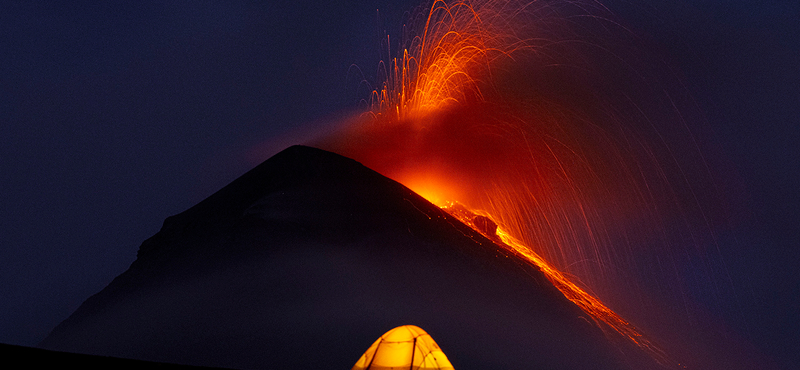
317;0;729;368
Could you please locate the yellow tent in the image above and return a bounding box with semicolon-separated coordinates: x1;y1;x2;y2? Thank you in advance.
352;325;455;370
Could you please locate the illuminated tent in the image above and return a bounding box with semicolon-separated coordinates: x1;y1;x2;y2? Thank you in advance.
352;325;454;370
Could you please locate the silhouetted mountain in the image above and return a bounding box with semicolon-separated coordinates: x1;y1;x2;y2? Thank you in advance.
40;145;659;369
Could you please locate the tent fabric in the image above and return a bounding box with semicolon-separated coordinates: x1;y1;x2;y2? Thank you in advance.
352;325;455;370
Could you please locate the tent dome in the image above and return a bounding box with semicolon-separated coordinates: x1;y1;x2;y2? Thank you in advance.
352;325;455;370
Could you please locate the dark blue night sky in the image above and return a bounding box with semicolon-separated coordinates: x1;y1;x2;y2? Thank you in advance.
2;1;798;368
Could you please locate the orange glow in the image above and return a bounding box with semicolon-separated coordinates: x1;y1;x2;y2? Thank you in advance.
399;171;457;207
352;325;454;370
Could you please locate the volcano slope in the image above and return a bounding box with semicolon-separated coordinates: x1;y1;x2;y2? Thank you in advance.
40;145;661;369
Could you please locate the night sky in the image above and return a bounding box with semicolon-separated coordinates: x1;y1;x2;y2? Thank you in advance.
2;1;798;368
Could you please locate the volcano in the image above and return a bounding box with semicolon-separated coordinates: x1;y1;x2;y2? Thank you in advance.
39;145;662;369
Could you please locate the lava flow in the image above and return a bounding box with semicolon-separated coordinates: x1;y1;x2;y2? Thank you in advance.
442;201;670;365
318;0;724;368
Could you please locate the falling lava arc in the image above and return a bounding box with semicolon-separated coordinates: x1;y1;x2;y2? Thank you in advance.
319;0;728;368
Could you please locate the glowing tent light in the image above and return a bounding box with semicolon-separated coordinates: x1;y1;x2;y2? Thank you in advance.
352;325;455;370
